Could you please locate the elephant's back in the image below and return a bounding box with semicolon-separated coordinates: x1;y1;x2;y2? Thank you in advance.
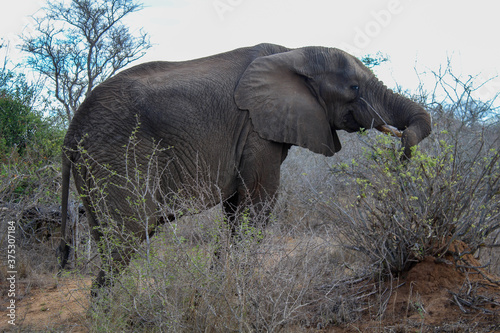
68;42;290;135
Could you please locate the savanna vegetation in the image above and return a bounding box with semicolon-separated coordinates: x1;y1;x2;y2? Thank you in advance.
0;1;499;332
2;56;498;332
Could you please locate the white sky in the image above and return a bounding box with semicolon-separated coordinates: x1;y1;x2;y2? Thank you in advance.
1;0;499;102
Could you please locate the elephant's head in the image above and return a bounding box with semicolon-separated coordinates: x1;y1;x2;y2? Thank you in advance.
234;47;431;158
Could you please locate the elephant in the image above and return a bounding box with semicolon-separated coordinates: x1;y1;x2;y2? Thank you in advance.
58;43;431;295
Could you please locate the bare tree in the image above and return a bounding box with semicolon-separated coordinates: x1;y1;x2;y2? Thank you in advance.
423;58;499;125
21;0;151;122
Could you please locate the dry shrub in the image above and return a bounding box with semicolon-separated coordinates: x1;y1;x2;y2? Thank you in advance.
83;198;362;332
314;128;499;276
0;152;63;290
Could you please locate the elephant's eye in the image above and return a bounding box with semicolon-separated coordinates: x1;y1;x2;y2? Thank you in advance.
350;85;359;92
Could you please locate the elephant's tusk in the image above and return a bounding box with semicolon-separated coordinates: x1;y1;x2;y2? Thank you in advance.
376;125;403;138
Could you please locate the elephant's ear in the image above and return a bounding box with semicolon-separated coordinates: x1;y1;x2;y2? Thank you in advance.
234;49;341;156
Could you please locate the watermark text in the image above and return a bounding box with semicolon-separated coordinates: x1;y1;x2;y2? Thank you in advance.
6;220;17;326
340;0;404;54
213;0;245;21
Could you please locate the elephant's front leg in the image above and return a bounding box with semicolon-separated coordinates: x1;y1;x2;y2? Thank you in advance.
222;193;242;239
223;138;285;242
220;188;275;254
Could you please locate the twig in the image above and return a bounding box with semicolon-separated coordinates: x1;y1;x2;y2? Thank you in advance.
449;290;498;315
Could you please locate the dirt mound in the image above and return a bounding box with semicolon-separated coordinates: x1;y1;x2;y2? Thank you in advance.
339;240;500;332
385;256;499;328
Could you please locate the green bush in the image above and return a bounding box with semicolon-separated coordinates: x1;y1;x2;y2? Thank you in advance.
0;96;31;153
0;96;64;161
0;95;64;204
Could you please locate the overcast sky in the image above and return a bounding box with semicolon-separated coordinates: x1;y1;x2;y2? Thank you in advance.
2;0;499;102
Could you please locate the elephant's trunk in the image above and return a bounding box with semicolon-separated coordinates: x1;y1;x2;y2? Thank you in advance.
371;80;431;158
399;110;432;158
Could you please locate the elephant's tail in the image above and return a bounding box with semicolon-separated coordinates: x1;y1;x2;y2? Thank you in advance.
57;150;71;271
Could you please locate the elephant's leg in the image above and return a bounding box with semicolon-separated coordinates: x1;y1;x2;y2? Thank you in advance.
222;193;241;239
226;139;284;241
221;187;276;246
80;195;136;298
217;191;266;260
211;193;238;260
91;244;134;298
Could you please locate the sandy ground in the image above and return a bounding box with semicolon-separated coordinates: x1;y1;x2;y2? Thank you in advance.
1;276;91;332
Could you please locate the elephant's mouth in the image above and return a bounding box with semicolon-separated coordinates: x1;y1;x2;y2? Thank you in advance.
342;111;362;132
343;111;403;137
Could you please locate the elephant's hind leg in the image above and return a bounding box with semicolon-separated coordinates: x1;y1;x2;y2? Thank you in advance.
91;245;134;298
80;196;135;298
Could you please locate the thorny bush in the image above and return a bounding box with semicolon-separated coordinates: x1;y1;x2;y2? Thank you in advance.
323;130;500;275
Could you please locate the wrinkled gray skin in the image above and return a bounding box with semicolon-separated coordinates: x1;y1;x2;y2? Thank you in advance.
58;43;431;295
